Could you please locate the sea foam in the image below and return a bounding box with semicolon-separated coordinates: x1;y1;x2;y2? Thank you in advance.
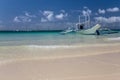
27;45;79;49
107;37;120;41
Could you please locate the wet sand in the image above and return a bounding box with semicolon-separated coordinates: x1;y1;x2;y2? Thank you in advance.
0;43;120;80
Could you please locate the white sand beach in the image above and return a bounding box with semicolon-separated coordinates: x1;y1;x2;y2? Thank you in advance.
0;43;120;80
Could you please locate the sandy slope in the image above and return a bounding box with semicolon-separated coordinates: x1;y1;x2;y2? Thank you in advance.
0;43;120;80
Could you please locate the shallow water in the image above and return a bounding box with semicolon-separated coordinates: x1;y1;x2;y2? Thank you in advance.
0;30;120;46
0;30;120;61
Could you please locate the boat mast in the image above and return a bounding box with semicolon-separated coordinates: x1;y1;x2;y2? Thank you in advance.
88;13;90;28
85;15;87;25
79;15;81;24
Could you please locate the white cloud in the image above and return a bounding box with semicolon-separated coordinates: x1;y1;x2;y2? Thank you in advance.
55;13;64;20
107;7;120;12
40;10;68;22
98;9;106;14
55;13;67;20
13;16;31;23
13;11;38;23
25;12;36;18
94;17;108;22
82;9;92;16
13;16;21;22
13;12;35;23
43;11;54;21
14;10;68;23
95;16;120;23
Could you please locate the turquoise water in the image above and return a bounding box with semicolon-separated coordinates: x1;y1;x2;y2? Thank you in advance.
0;31;120;46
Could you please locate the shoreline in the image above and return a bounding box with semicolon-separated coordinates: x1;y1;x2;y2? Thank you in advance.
0;42;120;63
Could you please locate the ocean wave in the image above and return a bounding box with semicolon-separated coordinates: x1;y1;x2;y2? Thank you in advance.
107;37;120;41
26;45;79;49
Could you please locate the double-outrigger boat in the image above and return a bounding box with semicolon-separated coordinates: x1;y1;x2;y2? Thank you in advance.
61;14;101;35
61;13;119;35
76;23;101;35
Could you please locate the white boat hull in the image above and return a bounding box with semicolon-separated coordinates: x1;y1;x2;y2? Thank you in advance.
77;24;101;35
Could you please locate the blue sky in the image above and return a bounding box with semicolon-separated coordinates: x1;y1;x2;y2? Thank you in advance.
0;0;120;30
